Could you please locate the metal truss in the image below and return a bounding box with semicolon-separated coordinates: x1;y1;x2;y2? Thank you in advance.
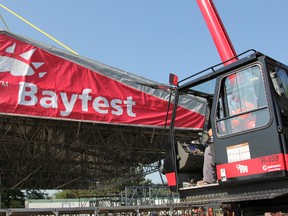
79;185;179;207
0;115;198;189
121;185;179;206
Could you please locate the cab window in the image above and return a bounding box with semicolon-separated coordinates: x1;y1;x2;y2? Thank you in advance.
268;64;288;97
216;65;270;135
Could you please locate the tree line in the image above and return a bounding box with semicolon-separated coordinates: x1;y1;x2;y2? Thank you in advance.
0;176;158;208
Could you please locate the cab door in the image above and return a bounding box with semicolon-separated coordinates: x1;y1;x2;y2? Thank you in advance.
211;61;287;184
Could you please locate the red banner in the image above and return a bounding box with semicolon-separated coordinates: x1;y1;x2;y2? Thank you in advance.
0;32;205;128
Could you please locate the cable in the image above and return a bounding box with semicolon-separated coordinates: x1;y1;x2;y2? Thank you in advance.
0;14;9;31
0;4;79;55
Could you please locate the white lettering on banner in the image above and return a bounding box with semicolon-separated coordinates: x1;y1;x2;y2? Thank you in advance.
18;82;38;106
78;89;92;112
124;96;136;117
41;91;58;108
18;82;136;117
93;96;109;114
111;99;123;115
60;92;78;116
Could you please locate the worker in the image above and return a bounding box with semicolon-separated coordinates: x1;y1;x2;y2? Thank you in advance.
230;95;256;132
197;128;216;186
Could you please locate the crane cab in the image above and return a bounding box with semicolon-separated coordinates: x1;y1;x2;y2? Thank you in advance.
212;52;288;184
164;51;288;203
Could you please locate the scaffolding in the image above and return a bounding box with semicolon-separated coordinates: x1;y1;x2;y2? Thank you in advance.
0;115;197;189
79;185;179;208
22;186;223;215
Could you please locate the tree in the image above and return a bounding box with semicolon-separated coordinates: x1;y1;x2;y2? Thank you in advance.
0;189;25;208
0;189;51;208
25;190;50;199
53;175;156;199
54;190;97;199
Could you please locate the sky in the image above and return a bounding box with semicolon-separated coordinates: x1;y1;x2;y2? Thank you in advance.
0;1;287;184
0;1;287;85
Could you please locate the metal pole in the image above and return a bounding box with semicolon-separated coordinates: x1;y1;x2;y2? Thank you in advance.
196;0;238;65
0;176;1;208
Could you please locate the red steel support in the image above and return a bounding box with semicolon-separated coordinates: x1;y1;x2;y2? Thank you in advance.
197;0;237;65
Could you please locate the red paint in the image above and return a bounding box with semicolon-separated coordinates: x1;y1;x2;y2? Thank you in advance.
197;0;237;65
165;172;177;186
216;153;287;180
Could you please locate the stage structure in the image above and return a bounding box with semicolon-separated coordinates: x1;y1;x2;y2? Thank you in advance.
0;30;207;189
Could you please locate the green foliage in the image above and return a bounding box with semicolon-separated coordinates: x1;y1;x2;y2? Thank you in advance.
53;175;156;199
25;190;50;200
54;190;98;199
0;189;51;208
0;189;25;208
